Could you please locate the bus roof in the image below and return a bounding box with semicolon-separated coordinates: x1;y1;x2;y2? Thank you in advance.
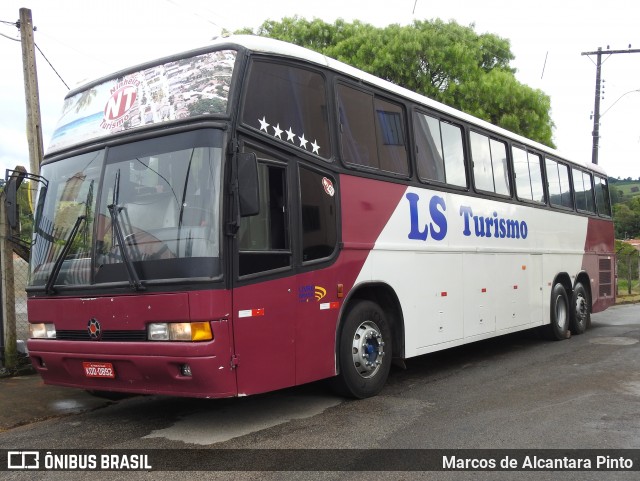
66;34;606;176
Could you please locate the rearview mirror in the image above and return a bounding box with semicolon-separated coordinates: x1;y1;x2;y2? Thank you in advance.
4;167;28;230
237;152;259;217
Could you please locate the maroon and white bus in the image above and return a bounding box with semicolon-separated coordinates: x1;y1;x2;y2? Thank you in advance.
18;35;614;399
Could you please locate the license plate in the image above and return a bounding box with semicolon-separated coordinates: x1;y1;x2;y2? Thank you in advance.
83;362;115;379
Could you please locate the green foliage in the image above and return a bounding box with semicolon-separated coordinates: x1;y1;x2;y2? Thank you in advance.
188;98;226;115
240;17;555;147
609;179;640;239
17;182;34;245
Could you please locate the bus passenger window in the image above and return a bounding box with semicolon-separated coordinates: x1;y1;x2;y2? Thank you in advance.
299;167;337;262
529;153;545;203
584;174;595;213
573;169;596;214
513;146;532;200
595;176;612;216
374;98;408;175
470;132;510;195
241;61;331;160
337;85;379;169
513;147;544;203
337;84;408;175
414;113;466;187
546;159;573;209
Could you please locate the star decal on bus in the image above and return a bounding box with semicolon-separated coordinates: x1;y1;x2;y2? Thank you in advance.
256;117;321;157
285;127;296;143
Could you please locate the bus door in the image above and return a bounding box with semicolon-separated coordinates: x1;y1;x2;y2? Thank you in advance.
232;145;296;396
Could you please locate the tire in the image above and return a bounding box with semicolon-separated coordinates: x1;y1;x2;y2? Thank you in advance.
570;282;591;335
544;283;570;340
331;300;392;399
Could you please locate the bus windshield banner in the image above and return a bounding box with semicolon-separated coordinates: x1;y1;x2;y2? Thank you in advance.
47;49;237;154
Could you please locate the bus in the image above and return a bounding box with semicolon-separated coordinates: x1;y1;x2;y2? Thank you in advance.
11;35;614;400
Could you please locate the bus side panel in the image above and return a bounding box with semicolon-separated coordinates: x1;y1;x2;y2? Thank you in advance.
295;174;407;386
294;253;370;385
353;185;592;357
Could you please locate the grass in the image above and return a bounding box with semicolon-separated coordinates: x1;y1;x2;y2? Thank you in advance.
615;279;640;304
613;180;640;202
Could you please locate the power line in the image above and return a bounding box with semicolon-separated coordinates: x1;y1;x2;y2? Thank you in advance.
2;16;70;90
0;18;19;41
0;31;20;42
601;89;640;118
34;42;70;90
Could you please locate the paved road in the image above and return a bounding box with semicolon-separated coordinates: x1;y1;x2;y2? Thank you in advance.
1;304;639;480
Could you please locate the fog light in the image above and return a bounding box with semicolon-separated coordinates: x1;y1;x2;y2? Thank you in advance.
181;364;192;377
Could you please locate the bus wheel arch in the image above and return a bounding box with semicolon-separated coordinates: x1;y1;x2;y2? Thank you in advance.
332;283;404;398
570;273;592;334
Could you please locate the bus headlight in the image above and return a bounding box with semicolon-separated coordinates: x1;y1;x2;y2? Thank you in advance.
29;323;56;339
147;322;213;341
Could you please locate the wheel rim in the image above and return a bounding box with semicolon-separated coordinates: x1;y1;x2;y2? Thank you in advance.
574;293;587;325
351;320;385;379
555;294;568;330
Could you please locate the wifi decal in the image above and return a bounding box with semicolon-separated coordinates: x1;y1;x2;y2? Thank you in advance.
298;285;327;302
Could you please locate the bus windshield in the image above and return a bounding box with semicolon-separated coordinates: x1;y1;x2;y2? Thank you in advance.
30;129;223;290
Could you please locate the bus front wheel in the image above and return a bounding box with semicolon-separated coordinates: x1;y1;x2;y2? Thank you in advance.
544;283;570;340
331;300;392;399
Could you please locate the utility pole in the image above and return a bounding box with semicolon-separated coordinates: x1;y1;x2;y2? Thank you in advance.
0;195;17;369
581;46;640;165
18;7;43;176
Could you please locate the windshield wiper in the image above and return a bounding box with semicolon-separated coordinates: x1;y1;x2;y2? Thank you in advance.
44;215;86;295
107;204;145;291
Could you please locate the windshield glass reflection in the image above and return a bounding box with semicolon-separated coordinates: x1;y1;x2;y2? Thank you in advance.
30;129;223;289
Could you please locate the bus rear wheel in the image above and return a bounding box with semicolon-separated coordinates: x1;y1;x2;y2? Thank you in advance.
570;282;590;335
544;283;570;340
331;300;392;399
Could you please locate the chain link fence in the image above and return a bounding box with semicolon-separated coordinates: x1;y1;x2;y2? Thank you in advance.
14;255;29;353
1;251;30;372
616;249;640;297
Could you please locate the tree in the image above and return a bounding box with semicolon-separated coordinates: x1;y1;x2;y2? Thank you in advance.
187;98;226;116
239;17;555;146
612;203;639;239
610;186;623;205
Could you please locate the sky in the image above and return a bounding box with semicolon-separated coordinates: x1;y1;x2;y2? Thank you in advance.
1;0;639;180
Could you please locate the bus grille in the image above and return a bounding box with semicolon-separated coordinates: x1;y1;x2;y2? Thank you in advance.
599;258;612;297
55;330;147;341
